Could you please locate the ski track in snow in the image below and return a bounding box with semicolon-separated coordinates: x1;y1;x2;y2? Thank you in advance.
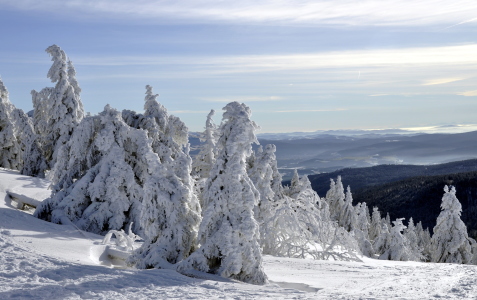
2;168;477;299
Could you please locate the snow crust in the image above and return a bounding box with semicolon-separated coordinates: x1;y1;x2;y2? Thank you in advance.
2;169;477;299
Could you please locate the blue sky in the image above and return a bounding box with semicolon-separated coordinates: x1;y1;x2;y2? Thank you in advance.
1;1;477;133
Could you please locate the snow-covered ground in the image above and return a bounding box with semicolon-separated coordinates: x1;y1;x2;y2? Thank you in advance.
1;169;477;299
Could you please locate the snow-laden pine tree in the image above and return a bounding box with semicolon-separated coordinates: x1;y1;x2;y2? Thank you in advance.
353;202;374;257
35;105;200;269
31;45;84;169
285;169;312;199
326;176;345;222
178;102;267;284
0;79;22;170
403;217;424;261
369;207;382;242
0;79;45;176
191;109;218;208
379;218;420;261
373;223;391;256
338;186;356;231
430;186;472;264
192;109;217;179
416;221;432;261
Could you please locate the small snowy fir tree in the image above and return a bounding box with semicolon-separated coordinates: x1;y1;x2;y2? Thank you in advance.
416;221;432;261
192;109;217;179
353;202;374;257
373;223;391;256
338;186;356;231
178;102;267;284
369;207;382;242
325;176;345;222
31;45;84;169
191;109;218;208
379;218;419;261
0;79;22;170
404;217;424;261
430;186;472;264
0;79;45;176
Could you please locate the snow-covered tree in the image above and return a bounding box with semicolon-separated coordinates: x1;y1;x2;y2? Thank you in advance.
286;169;312;199
430;186;472;264
338;186;356;231
374;223;391;256
353;202;374;257
0;79;22;170
404;218;424;262
35;105;200;270
379;218;420;261
0;79;45;176
416;221;432;261
325;176;345;222
192;109;217;179
178;102;267;284
31;45;84;169
369;207;382;242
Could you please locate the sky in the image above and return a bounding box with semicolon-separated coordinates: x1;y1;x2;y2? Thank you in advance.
0;0;476;133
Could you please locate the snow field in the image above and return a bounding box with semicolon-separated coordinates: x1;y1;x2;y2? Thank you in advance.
2;169;477;299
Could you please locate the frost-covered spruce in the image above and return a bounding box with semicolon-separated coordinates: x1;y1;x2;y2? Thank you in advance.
325;176;345;222
430;186;472;264
404;218;424;262
192;109;217;179
338;186;356;231
35;105;200;269
0;79;21;170
31;45;84;169
178;102;267;284
353;202;374;257
379;218;419;261
369;207;382;242
0;79;45;176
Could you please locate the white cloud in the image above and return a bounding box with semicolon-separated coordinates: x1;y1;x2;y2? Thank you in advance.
201;96;282;103
74;44;477;75
274;109;347;113
458;90;477;96
169;110;211;114
3;0;477;27
422;78;466;85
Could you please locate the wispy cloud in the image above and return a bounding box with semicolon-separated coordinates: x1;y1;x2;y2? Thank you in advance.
274;109;347;113
170;110;211;114
422;77;466;86
458;90;477;96
201;96;282;103
75;44;477;71
3;0;477;27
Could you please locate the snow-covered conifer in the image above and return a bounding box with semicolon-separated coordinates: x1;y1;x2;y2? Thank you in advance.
404;218;424;262
380;218;419;261
0;79;45;176
178;102;267;284
325;176;345;222
430;186;472;264
374;223;391;256
192;109;217;179
338;186;356;231
35;105;200;269
31;45;84;169
0;80;21;170
369;207;382;242
352;202;374;257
